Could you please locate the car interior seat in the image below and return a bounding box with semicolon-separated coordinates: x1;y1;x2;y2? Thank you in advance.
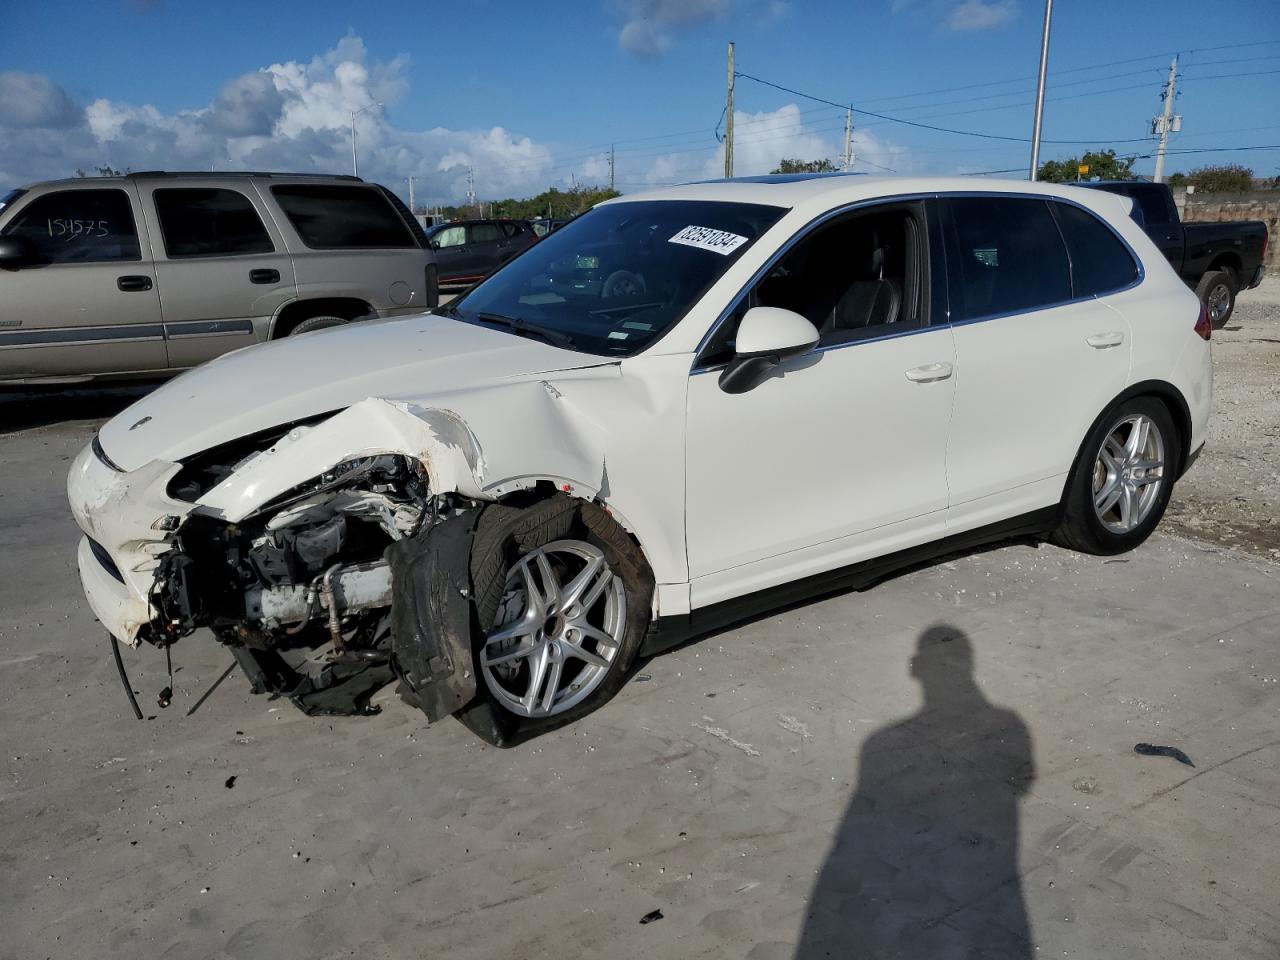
828;223;903;332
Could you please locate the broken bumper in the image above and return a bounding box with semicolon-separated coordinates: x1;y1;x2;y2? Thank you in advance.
67;441;191;645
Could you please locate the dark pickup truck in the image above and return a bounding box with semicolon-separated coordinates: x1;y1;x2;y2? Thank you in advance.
1080;181;1267;327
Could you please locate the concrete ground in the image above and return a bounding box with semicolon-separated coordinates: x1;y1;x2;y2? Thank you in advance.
1;292;1278;959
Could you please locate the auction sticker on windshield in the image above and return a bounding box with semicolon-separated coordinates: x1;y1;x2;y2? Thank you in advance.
669;225;748;255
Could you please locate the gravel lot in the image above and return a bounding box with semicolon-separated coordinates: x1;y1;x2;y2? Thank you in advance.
0;288;1277;959
1165;278;1280;560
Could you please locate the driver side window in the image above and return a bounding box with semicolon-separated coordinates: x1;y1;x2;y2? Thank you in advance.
699;203;927;367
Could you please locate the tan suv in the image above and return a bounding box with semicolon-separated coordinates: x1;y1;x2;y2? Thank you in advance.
0;172;438;384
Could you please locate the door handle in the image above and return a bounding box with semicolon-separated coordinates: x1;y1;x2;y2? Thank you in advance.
904;362;953;383
117;275;153;292
250;268;280;284
1086;331;1124;349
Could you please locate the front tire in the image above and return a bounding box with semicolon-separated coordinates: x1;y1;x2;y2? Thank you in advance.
1196;269;1237;329
456;495;653;745
1053;398;1180;556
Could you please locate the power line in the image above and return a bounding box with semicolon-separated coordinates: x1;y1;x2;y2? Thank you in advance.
734;71;1161;145
425;39;1280;199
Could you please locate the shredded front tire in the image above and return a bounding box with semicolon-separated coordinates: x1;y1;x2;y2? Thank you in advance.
456;494;653;746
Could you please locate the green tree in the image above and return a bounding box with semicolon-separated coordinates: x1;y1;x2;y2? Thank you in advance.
1185;164;1254;193
439;184;620;221
1037;149;1135;183
75;164;128;177
771;158;838;174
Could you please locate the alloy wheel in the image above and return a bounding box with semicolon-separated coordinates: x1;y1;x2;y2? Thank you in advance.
1207;282;1231;325
480;540;626;718
1091;413;1166;534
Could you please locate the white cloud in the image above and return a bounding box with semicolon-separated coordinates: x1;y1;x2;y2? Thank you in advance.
627;104;908;187
894;0;1018;32
614;0;730;58
0;35;554;203
945;0;1017;31
0;72;81;128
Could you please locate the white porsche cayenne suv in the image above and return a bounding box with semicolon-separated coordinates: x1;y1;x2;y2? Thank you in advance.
68;175;1212;744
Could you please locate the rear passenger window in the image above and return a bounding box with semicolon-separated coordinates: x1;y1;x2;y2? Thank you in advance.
155;188;274;258
271;184;414;249
3;189;140;263
470;223;502;243
943;198;1070;322
1051;202;1139;297
501;222;522;237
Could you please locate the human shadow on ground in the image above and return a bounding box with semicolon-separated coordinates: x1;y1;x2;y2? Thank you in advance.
795;625;1036;959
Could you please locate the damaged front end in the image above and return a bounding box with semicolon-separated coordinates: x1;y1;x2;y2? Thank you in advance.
69;399;489;717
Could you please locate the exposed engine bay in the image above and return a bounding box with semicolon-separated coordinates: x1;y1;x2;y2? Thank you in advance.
152;445;447;715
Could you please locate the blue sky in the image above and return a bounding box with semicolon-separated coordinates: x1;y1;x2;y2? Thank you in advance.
1;0;1277;203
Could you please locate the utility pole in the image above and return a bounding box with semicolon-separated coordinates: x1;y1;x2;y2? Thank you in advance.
1028;0;1053;181
608;145;616;192
407;176;416;213
841;105;854;171
466;167;476;211
350;101;382;178
724;42;735;179
1152;56;1181;184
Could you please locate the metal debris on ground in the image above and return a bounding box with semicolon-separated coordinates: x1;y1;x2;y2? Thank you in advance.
639;909;664;925
633;674;652;683
224;775;237;789
1134;742;1195;767
157;686;172;709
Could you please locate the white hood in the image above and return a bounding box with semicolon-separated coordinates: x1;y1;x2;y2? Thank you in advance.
98;313;607;471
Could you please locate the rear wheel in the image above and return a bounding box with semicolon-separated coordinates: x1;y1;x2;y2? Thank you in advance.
288;314;351;336
1053;398;1180;556
456;495;653;745
1196;268;1237;329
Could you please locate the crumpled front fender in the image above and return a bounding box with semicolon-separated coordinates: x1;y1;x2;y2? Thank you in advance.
195;399;492;522
195;383;611;521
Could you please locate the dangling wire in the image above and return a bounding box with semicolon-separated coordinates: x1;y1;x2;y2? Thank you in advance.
157;642;174;709
109;634;144;720
714;105;728;144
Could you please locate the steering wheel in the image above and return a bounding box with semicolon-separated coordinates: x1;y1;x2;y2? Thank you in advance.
601;270;646;298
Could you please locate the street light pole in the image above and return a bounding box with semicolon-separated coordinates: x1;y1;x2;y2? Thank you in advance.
1028;0;1053;181
350;102;383;178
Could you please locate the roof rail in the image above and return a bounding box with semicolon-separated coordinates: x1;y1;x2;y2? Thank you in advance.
126;171;364;181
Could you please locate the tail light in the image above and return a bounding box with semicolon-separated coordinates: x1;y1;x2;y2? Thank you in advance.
1194;301;1212;341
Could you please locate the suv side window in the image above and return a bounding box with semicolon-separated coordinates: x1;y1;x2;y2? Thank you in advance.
501;222;523;237
469;223;502;244
699;203;927;366
942;197;1070;322
433;225;466;248
1050;201;1139;297
270;185;415;249
154;188;274;258
3;189;141;263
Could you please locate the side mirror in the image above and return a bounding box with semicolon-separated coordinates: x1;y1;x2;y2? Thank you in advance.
718;306;820;394
428;239;441;250
0;235;36;268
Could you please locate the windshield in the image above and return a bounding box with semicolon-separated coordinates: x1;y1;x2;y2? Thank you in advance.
0;189;25;214
447;199;785;356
